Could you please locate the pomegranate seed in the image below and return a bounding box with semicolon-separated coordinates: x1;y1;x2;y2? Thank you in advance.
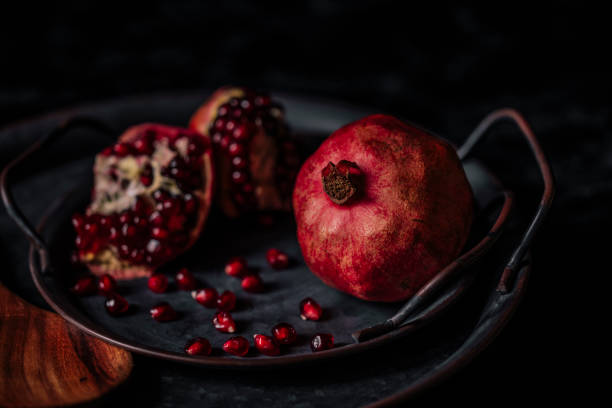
232;171;247;184
214;118;226;131
148;274;168;293
121;223;136;238
183;194;197;214
254;95;271;106
105;293;129;316
228;142;245;156
219;135;231;150
113;143;132;157
253;334;280;356
146;239;162;255
223;336;249;357
133;138;153;154
192;288;218;308
225;257;247;278
184;337;212;356
151;227;169;240
225;119;237;132
71;213;85;230
176;268;197;290
232;156;247;169
150;302;178;322
216;290;237;312
211;132;223;144
300;298;322;321
140;176;152;186
232;124;250;140
241;274;264;293
213;311;236;333
71;276;97;296
311;333;334;352
271;323;297;345
97;274;116;294
101;146;113;156
266;248;290;269
217;104;230;117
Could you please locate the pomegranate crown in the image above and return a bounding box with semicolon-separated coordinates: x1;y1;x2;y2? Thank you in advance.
321;160;363;205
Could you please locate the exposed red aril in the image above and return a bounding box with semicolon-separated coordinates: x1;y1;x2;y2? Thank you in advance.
266;248;289;269
148;274;168;293
271;323;297;345
213;311;236;333
310;333;334;352
224;257;247;278
222;336;250;357
97;274;116;294
299;298;322;321
241;274;264;293
72;123;214;280
253;334;280;356
191;288;218;308
189;86;299;217
216;290;237;312
105;293;129;316
176;268;197;291
150;302;178;322
293;114;474;302
184;337;212;356
71;276;98;296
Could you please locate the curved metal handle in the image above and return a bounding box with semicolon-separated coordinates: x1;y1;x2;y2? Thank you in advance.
353;108;555;342
1;117;115;268
458;108;555;293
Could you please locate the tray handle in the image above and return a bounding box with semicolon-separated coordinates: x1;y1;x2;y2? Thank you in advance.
1;117;114;272
353;108;555;342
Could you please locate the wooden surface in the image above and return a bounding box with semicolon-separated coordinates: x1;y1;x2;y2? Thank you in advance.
0;283;133;407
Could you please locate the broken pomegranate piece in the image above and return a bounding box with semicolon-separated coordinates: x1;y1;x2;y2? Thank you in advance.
71;123;214;279
189;86;300;217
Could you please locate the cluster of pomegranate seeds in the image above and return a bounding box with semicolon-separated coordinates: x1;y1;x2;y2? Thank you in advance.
71;276;98;296
150;302;178;322
271;323;297;345
72;125;207;269
148;274;169;293
253;334;280;356
184;337;212;356
216;290;237;311
241;274;264;293
300;297;323;321
176;268;197;290
266;248;289;269
97;274;117;295
192;288;218;308
213;311;236;333
208;92;296;210
224;257;248;278
311;333;334;352
223;336;250;357
105;293;129;316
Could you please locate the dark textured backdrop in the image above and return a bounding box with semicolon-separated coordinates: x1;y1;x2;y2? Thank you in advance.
1;1;605;406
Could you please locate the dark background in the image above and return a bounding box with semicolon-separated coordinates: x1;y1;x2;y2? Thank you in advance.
1;1;605;406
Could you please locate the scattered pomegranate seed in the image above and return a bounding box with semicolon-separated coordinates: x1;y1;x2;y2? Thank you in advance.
213;311;236;333
148;274;168;293
216;290;237;312
241;274;264;293
253;334;281;356
71;276;97;296
224;257;248;278
311;333;334;352
192;288;218;308
266;248;290;269
271;323;297;345
300;298;322;321
150;302;178;322
176;268;197;290
222;336;250;357
105;293;129;316
97;274;116;295
184;337;212;356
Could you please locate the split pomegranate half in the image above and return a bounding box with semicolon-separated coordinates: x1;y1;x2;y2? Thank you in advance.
189;86;299;217
72;123;214;279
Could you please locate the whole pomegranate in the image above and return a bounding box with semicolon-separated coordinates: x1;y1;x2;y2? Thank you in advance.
293;114;473;302
72;123;214;279
189;86;299;217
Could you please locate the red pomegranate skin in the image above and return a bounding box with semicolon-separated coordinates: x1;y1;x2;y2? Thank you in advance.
293;114;473;302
